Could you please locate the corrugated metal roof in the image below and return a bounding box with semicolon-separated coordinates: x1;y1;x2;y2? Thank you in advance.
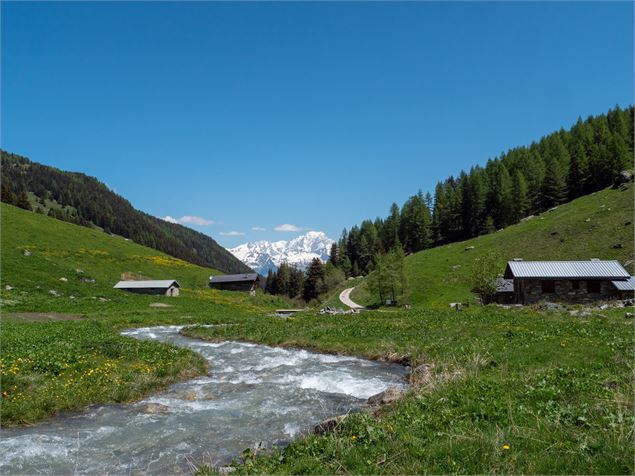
495;278;514;293
505;260;630;279
209;273;259;283
114;280;179;289
612;277;635;291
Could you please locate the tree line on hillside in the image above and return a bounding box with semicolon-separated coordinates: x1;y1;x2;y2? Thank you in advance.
264;259;346;303
330;106;634;278
0;152;252;274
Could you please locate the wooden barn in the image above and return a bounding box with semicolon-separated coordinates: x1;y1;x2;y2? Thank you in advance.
209;273;260;292
497;260;634;304
114;279;180;296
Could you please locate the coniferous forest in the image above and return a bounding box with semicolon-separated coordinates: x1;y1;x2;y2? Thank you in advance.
331;106;634;277
0;152;251;274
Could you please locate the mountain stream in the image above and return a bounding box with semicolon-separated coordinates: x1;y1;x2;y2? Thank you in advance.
0;325;408;474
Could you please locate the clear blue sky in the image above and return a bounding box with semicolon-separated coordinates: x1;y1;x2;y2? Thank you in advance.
2;1;633;248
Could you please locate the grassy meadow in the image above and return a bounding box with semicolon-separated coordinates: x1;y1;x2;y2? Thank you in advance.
1;195;634;474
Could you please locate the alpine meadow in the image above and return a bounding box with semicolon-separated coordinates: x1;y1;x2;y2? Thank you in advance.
1;2;633;475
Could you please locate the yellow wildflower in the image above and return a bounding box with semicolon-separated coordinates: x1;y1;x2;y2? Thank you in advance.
502;443;510;450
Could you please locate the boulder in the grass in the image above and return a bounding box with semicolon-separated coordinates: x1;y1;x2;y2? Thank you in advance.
314;415;348;435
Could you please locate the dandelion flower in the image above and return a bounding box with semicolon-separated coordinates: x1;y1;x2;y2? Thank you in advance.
502;443;510;450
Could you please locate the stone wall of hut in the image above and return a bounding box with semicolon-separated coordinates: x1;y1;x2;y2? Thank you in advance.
517;279;618;304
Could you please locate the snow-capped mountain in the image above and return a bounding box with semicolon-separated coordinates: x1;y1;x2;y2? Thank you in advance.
229;231;335;274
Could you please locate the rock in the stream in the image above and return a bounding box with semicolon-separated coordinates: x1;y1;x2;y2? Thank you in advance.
314;415;348;435
138;403;169;414
367;388;404;405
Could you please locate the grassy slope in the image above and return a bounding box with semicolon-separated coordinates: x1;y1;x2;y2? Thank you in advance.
0;203;285;424
1;202;222;298
352;184;635;307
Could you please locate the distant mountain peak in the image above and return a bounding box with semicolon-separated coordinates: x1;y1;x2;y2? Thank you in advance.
229;231;334;274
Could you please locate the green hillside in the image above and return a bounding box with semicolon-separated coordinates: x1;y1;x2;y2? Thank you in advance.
1;151;251;274
352;184;634;307
1;202;222;298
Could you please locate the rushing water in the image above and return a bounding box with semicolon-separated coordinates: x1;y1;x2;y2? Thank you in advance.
1;325;408;475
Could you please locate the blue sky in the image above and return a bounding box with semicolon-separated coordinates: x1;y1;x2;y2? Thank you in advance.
2;2;633;248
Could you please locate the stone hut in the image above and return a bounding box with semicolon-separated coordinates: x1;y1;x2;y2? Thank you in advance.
114;279;180;296
209;273;260;292
499;260;634;304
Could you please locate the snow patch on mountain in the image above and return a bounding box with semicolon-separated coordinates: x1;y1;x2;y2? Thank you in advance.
229;231;335;274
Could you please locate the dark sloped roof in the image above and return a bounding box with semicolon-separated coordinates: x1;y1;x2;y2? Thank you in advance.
209;273;259;283
504;261;630;280
495;278;514;293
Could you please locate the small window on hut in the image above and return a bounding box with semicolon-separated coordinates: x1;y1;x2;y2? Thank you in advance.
571;280;580;290
541;280;555;293
587;281;601;293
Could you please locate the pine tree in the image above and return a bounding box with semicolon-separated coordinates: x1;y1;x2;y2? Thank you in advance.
275;262;290;297
288;267;304;298
1;184;16;205
381;203;401;251
541;157;568;208
567;143;588;199
607;134;631;180
489;163;513;229
431;182;446;243
329;243;339;267
340;254;352;277
16;191;32;211
523;149;546;214
467;168;486;237
303;258;325;302
264;270;274;294
511;171;529;222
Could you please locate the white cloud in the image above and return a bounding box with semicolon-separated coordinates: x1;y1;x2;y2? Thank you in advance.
274;223;305;232
162;215;216;226
220;231;245;236
252;226;266;232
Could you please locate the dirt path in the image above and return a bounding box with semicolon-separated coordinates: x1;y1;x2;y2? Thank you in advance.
339;287;364;309
4;312;84;322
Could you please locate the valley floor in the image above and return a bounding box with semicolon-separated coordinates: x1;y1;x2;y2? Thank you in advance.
2;290;633;474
